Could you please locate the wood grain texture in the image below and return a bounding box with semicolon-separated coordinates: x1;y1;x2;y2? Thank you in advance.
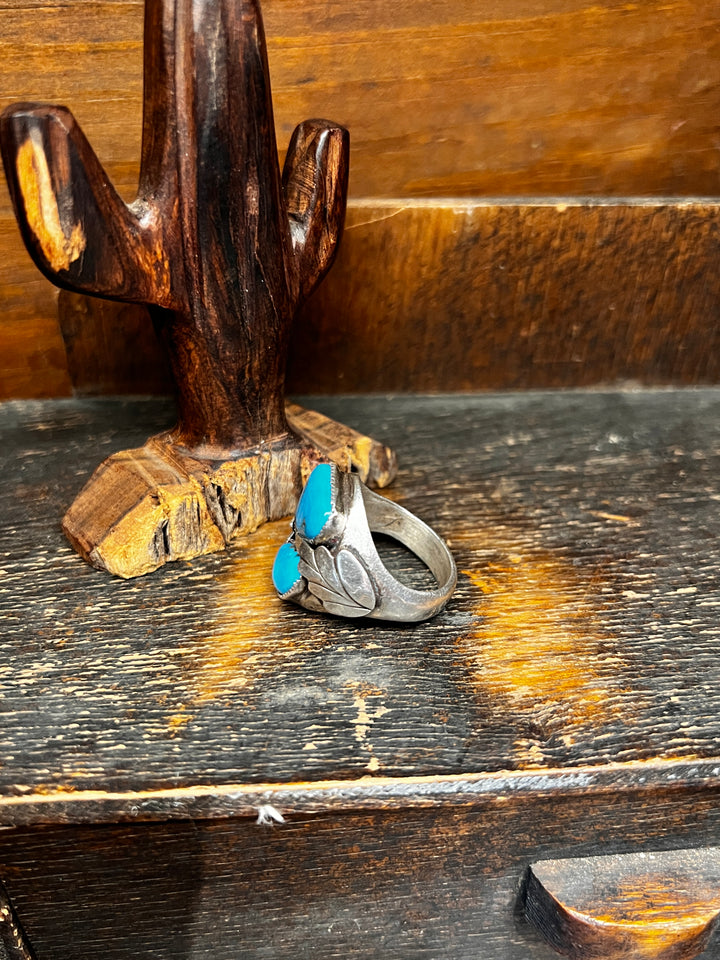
291;200;720;392
60;404;396;578
265;0;720;200
1;0;719;204
1;795;720;960
525;848;720;959
0;248;70;400
54;291;173;396
3;391;720;823
2;0;720;400
0;1;142;399
50;200;720;398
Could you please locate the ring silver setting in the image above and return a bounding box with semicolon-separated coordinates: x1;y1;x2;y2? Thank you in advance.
272;463;457;622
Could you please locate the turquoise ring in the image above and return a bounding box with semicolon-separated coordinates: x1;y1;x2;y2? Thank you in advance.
272;463;457;622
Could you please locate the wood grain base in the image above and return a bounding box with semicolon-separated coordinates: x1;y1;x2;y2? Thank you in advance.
62;403;396;578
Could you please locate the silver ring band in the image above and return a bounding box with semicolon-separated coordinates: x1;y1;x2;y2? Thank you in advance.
273;463;457;622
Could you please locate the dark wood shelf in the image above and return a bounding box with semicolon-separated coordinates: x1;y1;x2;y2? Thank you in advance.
2;390;720;822
2;391;720;959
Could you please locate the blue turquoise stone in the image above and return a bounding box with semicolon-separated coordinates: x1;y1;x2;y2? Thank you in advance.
296;463;334;539
272;541;302;594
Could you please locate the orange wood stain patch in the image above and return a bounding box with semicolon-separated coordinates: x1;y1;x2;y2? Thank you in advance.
590;874;720;927
165;522;390;771
603;925;717;960
545;895;718;960
168;520;326;727
459;546;628;760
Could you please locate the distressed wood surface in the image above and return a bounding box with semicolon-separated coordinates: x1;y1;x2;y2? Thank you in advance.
2;792;720;960
525;848;720;960
48;199;720;399
2;392;720;825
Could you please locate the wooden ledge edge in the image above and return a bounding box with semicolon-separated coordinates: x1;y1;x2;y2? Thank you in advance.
523;847;720;959
1;757;720;829
345;197;720;211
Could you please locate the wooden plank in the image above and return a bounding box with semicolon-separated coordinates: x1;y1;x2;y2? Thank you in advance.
1;796;720;959
0;224;71;399
3;760;720;828
291;200;720;391
0;3;143;199
50;201;720;398
1;0;719;202
1;1;719;400
2;392;720;823
51;293;170;396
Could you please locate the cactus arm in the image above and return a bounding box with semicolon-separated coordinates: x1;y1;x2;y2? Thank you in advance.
0;105;170;306
282;119;349;303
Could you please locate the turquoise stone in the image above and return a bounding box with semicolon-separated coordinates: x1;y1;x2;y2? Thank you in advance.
272;541;301;594
296;463;334;539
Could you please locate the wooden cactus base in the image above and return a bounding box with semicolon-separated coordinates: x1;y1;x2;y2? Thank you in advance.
63;403;397;578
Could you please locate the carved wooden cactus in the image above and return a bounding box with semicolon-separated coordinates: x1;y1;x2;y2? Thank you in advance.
0;0;396;577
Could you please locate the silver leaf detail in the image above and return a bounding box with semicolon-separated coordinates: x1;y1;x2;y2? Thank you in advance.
336;549;376;609
316;545;346;597
297;538;319;572
297;541;376;616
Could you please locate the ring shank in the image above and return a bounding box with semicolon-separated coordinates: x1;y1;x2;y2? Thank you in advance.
360;485;456;595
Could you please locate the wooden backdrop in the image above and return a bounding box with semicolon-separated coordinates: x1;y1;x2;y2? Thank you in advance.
1;0;720;399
